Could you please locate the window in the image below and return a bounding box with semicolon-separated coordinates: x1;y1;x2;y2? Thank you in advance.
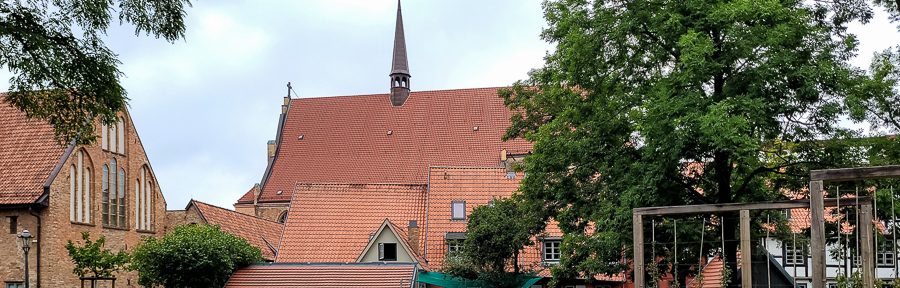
277;211;288;224
796;284;808;288
102;117;125;154
783;241;806;266
135;166;153;231
6;282;24;288
878;245;895;267
117;117;125;153
451;201;466;220
506;171;516;179
69;150;91;224
447;240;463;256
378;243;397;261
828;283;838;288
7;216;16;234
543;239;561;262
103;159;126;229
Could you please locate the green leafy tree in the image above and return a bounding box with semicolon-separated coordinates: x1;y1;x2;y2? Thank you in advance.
0;0;190;144
501;0;900;286
130;224;262;288
444;197;540;288
65;232;130;279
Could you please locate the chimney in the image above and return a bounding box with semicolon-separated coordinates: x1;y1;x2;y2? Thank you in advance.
267;140;276;160
407;220;419;255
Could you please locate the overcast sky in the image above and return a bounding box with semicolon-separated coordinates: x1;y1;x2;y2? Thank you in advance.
3;1;898;210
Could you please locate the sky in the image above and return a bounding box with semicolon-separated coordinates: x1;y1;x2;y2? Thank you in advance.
2;1;899;210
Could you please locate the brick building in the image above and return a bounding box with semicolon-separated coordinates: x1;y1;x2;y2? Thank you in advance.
0;97;167;288
230;2;623;287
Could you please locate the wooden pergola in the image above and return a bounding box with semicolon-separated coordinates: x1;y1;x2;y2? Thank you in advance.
631;165;900;288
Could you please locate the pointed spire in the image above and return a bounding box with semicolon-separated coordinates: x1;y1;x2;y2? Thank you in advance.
391;0;409;75
389;0;410;106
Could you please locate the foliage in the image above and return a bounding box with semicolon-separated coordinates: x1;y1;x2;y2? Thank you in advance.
129;224;262;288
443;197;541;288
0;0;191;144
65;232;130;278
501;0;900;286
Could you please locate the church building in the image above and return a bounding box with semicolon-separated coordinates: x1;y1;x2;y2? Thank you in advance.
228;2;624;287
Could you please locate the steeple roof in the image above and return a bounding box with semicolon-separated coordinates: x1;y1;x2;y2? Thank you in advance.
390;0;409;76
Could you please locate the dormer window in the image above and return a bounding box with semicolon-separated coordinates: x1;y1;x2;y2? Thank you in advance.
378;243;397;261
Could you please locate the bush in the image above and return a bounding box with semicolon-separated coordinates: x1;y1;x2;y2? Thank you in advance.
65;232;130;278
130;224;262;287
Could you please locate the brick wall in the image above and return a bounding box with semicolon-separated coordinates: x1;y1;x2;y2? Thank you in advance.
0;111;167;288
255;204;289;223
165;206;205;228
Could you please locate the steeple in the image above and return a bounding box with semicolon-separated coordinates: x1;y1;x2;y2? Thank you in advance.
389;0;410;106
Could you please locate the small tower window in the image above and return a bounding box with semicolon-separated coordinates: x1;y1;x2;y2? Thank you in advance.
277;211;288;224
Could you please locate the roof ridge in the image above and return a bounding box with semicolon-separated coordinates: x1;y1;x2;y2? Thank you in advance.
191;199;282;225
289;86;509;101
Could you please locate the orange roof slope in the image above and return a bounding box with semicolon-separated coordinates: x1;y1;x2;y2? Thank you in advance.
425;167;526;267
235;184;258;205
0;98;69;205
225;263;417;288
260;87;531;202
190;200;283;260
277;183;427;262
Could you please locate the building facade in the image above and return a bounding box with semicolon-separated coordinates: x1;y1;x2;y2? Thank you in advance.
0;99;167;288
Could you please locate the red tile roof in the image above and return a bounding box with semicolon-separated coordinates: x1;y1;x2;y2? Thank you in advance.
190;200;284;260
259;87;531;203
277;183;427;263
425;167;529;268
235;184;258;205
0;97;70;205
225;263;418;288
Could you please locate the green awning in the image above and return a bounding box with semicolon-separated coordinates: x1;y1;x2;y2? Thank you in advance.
416;271;542;288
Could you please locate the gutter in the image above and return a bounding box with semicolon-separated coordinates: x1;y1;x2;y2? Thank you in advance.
28;207;42;288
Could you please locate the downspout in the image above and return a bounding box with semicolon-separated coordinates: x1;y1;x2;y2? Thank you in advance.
423;165;431;262
28;207;42;288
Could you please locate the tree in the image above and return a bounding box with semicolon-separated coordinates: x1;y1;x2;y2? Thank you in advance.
130;224;262;288
501;0;900;286
443;197;541;288
65;232;130;279
0;0;190;144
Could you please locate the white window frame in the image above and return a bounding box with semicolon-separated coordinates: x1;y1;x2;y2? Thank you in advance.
543;239;561;262
783;241;806;266
451;201;466;220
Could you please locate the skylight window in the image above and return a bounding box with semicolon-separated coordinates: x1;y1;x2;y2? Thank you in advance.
451;201;466;220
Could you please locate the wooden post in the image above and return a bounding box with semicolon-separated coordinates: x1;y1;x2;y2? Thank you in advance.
633;212;644;288
860;203;875;287
740;210;752;288
809;180;826;287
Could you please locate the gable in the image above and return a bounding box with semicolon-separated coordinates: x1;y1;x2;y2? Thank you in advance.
358;221;417;263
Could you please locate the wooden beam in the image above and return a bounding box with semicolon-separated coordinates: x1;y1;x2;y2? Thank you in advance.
740;210;751;288
633;213;644;288
632;198;871;216
860;203;875;287
810;180;826;288
810;165;900;182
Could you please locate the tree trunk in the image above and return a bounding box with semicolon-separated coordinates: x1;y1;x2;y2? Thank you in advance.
713;150;740;287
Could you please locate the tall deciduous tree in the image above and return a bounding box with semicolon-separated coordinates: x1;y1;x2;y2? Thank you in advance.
502;0;900;286
0;0;190;144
